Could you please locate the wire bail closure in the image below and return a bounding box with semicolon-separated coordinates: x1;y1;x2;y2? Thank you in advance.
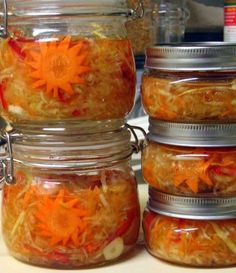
129;0;144;20
125;123;147;153
0;0;8;38
0;130;15;185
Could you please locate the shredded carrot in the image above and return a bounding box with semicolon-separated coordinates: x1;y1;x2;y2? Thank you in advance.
2;169;140;267
142;142;236;195
145;213;236;266
142;161;157;185
142;74;236;122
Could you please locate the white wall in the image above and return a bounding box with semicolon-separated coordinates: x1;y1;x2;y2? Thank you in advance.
186;0;223;30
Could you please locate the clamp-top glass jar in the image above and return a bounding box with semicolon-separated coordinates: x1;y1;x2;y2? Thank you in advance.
142;118;236;196
0;0;143;125
142;43;236;122
0;120;140;268
143;187;236;267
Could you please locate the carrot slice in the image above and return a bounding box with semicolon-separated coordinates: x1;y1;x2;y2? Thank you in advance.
27;36;90;98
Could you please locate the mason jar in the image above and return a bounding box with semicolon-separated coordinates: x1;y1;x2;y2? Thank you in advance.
142;118;236;196
0;0;143;125
143;187;236;267
0;120;140;268
142;43;236;122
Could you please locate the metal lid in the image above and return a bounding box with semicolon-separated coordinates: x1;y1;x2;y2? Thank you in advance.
148;118;236;147
145;42;236;71
148;187;236;220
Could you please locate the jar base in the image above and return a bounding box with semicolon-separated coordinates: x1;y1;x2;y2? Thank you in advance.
8;245;137;269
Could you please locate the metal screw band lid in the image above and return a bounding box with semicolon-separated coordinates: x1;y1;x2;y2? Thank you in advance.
145;42;236;71
148;187;236;220
148;118;236;147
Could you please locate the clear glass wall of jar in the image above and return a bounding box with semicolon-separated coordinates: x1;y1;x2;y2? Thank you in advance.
154;0;189;44
0;120;140;269
142;119;236;197
142;43;236;122
126;0;156;55
0;0;143;125
143;187;236;267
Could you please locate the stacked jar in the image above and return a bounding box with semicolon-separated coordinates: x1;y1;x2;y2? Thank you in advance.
0;0;142;269
141;43;236;267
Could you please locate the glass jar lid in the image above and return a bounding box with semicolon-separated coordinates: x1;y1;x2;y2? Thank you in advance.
148;187;236;220
148;118;236;147
145;42;236;71
5;0;135;16
0;120;134;175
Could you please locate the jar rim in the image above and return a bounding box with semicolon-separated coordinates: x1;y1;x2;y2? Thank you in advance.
1;120;134;170
12;119;126;136
3;0;133;17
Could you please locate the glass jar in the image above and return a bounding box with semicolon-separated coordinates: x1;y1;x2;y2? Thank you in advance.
142;119;236;196
142;43;236;122
0;120;140;268
126;0;156;55
0;0;143;125
143;187;236;267
154;0;189;44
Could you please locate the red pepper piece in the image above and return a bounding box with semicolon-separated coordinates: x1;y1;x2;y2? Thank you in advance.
107;209;137;243
211;166;236;176
47;250;70;264
120;62;136;90
143;210;156;234
0;80;8;110
72;109;81;117
8;38;26;59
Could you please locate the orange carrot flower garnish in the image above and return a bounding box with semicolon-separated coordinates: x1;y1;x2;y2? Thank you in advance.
174;154;213;193
27;36;90;98
34;189;89;247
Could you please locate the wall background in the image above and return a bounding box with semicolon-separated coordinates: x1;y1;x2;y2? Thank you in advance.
185;0;224;41
186;0;223;31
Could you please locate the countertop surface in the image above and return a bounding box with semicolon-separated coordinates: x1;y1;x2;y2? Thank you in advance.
0;184;236;273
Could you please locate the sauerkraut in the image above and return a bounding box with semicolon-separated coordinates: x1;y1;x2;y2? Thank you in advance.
143;210;236;267
2;167;140;268
0;36;135;123
142;71;236;121
142;141;236;196
126;0;155;55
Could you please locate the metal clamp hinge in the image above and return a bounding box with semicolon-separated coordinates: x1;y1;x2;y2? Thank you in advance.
0;0;8;38
129;0;144;20
0;130;15;185
125;123;147;154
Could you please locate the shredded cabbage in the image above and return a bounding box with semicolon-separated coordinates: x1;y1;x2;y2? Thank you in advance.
2;166;140;268
142;142;236;196
0;37;135;123
142;73;236;121
143;212;236;267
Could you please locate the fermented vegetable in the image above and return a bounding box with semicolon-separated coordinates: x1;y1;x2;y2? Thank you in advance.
142;141;236;196
143;210;236;267
142;71;236;121
2;168;140;268
0;36;135;123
